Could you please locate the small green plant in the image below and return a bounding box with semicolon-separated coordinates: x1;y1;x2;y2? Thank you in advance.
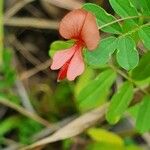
49;0;150;133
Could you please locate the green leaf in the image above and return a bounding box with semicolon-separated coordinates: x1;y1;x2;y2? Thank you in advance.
138;26;150;50
84;36;117;68
0;93;19;105
116;36;139;70
131;52;150;80
139;0;150;16
77;69;116;111
49;40;74;57
18;118;42;144
136;95;150;133
63;139;73;150
87;143;124;150
130;0;139;9
2;49;12;72
106;82;134;124
128;102;142;119
136;96;150;133
87;128;124;146
74;67;95;97
126;145;142;150
83;3;122;34
0;116;20;136
109;0;138;25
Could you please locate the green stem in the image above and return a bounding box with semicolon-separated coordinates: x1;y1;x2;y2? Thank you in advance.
99;15;150;30
99;15;149;95
109;64;149;95
121;22;150;37
0;0;4;65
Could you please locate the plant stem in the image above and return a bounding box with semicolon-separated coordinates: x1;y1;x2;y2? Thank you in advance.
0;0;4;65
99;15;150;30
121;22;150;37
109;64;149;95
0;97;51;127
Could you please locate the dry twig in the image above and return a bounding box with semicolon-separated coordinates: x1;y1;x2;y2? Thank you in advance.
15;79;36;113
5;0;35;18
0;97;51;127
20;59;50;80
8;35;42;66
4;17;58;29
22;103;108;149
32;115;77;141
42;0;83;10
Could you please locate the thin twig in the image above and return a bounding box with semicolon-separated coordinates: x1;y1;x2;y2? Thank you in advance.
24;3;46;18
4;0;35;18
43;0;82;10
20;59;50;80
15;79;36;113
4;17;59;29
7;35;49;77
8;35;43;66
0;97;51;127
2;137;22;150
32;115;77;141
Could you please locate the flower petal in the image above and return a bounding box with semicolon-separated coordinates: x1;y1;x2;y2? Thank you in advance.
57;61;69;81
59;9;87;39
59;9;100;50
67;49;85;81
51;46;75;70
81;12;100;50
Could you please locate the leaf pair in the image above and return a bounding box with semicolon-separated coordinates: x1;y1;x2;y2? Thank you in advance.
83;1;150;71
85;36;139;71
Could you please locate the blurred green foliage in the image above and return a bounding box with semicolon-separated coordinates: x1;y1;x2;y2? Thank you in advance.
1;0;150;149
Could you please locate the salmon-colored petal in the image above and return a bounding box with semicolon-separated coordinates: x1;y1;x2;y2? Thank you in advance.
57;61;69;81
81;12;100;50
59;9;87;39
67;49;85;81
51;46;76;70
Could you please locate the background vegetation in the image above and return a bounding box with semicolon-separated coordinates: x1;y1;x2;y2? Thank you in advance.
0;0;150;150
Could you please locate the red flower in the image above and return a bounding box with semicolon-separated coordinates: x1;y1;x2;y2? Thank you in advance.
51;9;100;81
